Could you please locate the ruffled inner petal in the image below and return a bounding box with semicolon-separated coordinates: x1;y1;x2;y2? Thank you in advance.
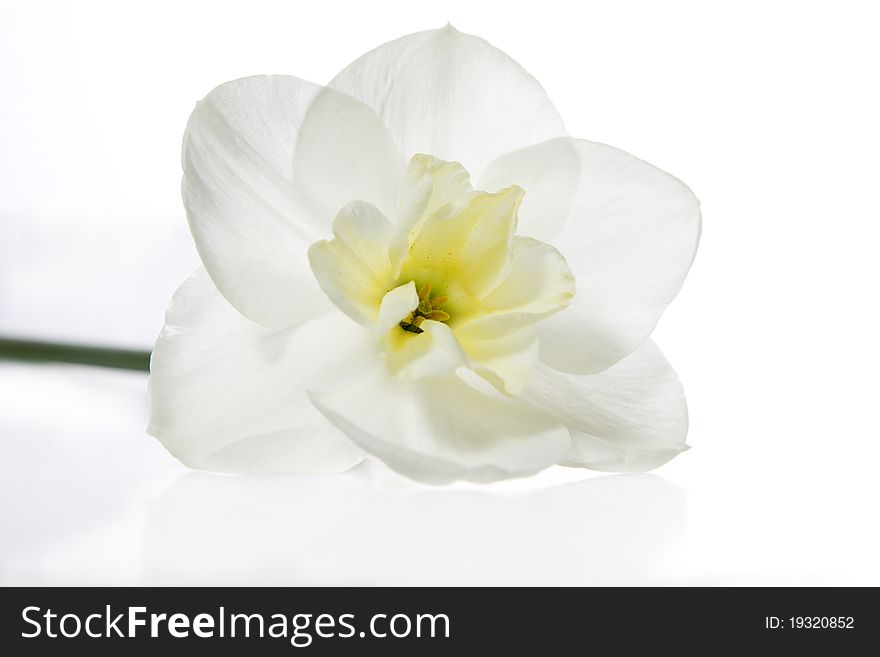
308;201;394;326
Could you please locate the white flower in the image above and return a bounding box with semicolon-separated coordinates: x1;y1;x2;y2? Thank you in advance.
148;26;701;484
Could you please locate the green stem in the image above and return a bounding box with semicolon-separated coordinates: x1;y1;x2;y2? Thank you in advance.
0;337;151;372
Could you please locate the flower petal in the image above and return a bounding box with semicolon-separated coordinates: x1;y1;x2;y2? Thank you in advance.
308;201;394;326
458;325;540;396
481;236;574;315
329;25;567;176
522;340;689;472
451;237;573;395
293;86;402;221
391;154;475;271
388;320;465;380
539;140;702;373
478;138;582;243
407;184;524;299
183;75;397;327
309;357;570;484
148;268;364;474
376;281;419;332
378;284;466;380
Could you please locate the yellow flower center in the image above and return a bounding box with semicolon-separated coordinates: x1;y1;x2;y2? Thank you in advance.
399;282;450;333
308;153;575;394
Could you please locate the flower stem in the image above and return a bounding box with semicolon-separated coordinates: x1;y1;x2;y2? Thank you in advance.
0;337;150;372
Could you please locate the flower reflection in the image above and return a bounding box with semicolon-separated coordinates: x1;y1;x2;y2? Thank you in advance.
144;467;685;585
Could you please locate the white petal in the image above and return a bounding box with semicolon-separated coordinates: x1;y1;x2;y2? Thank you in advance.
522;340;689;472
391;320;465;380
148;268;364;474
379;284;465;380
183;75;397;327
310;357;570;484
293;86;402;221
539;139;702;373
329;25;567;176
377;281;419;333
308;201;394;326
478;138;581;243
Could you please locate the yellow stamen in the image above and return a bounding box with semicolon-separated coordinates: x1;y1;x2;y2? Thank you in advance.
399;281;450;334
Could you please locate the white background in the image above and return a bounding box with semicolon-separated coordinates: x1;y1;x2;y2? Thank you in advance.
2;0;879;585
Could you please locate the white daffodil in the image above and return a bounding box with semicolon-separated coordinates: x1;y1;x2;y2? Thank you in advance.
148;26;701;484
